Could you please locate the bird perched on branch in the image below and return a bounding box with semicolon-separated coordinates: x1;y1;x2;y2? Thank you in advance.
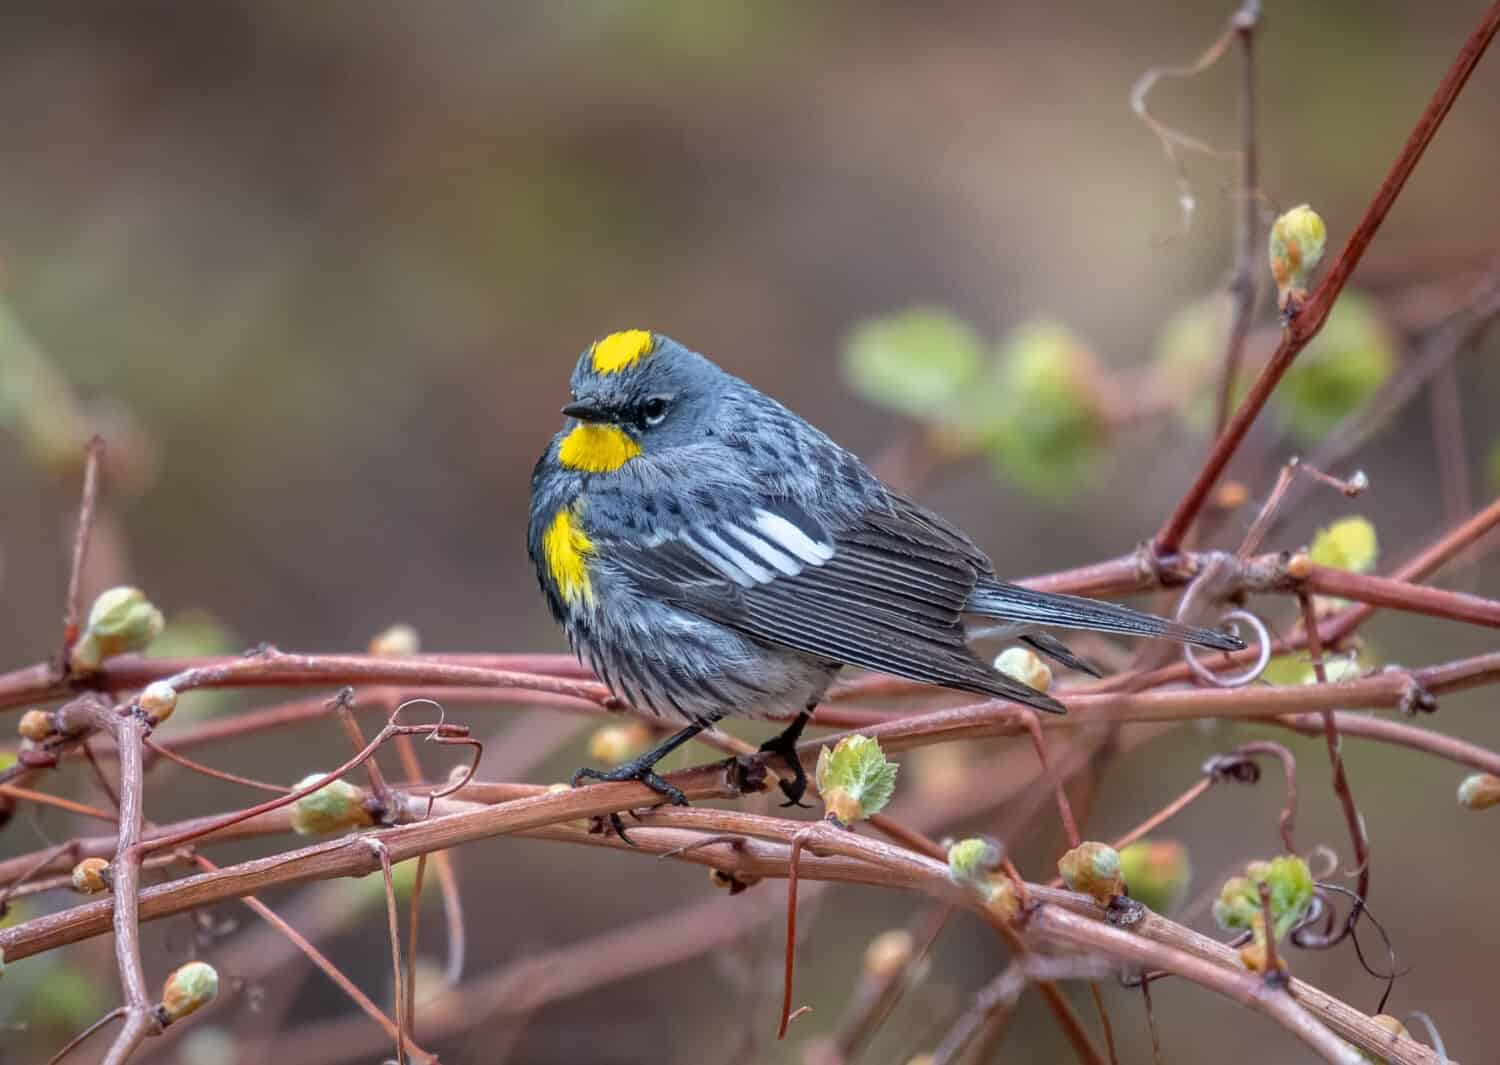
528;331;1243;816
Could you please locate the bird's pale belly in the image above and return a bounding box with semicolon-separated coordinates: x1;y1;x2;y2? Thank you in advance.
568;595;840;727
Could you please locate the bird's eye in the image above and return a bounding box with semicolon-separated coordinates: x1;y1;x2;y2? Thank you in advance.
641;396;670;427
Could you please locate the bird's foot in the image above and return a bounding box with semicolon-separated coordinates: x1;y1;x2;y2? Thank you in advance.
572;757;689;845
757;711;812;808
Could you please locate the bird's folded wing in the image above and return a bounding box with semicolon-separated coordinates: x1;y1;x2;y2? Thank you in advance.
604;497;1065;712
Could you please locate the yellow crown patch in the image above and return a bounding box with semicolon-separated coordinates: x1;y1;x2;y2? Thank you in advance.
590;330;655;374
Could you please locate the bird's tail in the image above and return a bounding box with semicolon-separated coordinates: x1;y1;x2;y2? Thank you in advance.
968;579;1245;652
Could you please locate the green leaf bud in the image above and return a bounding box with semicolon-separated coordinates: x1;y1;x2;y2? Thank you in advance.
1057;841;1124;903
1268;204;1327;317
289;773;375;835
1213;856;1314;940
160;961;219;1023
70;587;165;673
139;681;179;725
947;837;1002;888
814;734;898;824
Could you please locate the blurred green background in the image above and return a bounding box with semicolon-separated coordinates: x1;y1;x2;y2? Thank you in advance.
3;2;1499;1063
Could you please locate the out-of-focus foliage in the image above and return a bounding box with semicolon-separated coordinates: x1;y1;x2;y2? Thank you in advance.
1309;515;1379;573
1274;294;1395;441
843;308;986;423
1154;292;1235;429
986;318;1107;498
843;310;1106;500
1119;839;1191;914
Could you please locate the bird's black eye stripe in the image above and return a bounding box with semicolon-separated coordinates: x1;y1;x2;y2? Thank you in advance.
640;395;670;427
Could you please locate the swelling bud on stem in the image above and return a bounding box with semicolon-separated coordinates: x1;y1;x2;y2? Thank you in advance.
158;961;219;1024
368;623;421;656
138;681;178;725
71;857;111;894
1458;773;1500;810
1057;842;1124;904
1269;204;1327;319
993;647;1052;693
17;709;53;742
289;774;376;835
69;586;165;674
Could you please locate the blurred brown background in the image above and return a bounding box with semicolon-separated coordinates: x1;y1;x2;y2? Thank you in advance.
3;2;1499;1063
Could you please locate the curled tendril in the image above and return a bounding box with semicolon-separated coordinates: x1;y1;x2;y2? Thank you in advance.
1183;608;1271;688
391;696;447;731
1305;844;1340;881
388;698;483;808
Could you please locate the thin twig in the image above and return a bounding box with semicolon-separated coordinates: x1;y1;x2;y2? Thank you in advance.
1214;1;1263;436
60;435;105;667
1297;591;1369;950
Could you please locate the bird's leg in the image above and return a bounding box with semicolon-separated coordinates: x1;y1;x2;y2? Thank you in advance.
758;708;813;808
572;722;704;844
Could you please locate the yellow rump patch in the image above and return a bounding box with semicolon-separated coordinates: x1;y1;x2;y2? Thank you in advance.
590;330;655;374
543;505;595;607
558;423;641;473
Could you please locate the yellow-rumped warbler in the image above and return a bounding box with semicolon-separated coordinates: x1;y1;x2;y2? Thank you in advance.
529;331;1242;813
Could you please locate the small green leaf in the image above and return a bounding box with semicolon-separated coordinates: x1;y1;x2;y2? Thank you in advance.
1309;515;1379;573
843;307;984;422
1213;856;1314;940
814;734;899;822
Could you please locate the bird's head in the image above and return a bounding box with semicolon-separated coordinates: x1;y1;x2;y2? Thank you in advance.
555;330;728;472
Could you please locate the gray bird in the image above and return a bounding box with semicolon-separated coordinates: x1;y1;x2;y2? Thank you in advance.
528;330;1242;816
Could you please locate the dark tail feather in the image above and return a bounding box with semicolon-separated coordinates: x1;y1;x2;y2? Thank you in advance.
1020;633;1103;678
968;579;1245;652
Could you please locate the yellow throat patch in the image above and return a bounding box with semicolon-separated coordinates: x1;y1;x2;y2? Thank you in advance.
543;506;595;607
558;423;641;472
590;330;655;374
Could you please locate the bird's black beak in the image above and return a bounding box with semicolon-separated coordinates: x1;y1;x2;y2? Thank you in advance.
561;401;610;423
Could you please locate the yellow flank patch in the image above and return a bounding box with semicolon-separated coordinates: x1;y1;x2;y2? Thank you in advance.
590;329;655;374
558;423;641;472
543;506;595;607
